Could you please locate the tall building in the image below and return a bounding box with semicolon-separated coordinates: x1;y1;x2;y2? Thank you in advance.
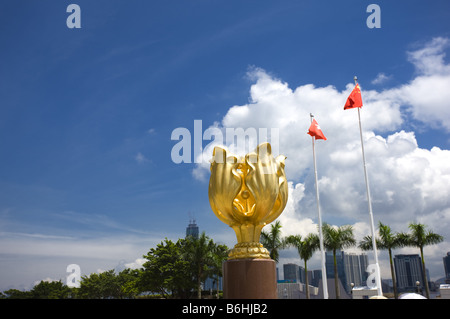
286;266;321;287
186;218;199;239
325;251;368;293
394;254;424;292
301;269;321;288
311;269;322;287
284;263;300;282
299;266;305;284
443;252;450;284
325;251;346;284
343;252;369;290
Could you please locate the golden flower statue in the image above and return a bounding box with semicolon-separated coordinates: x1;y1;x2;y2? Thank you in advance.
208;142;288;259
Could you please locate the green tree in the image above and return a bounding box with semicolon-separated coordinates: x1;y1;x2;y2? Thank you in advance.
30;280;72;299
78;272;102;298
210;243;229;299
78;268;142;299
184;232;219;299
358;222;408;299
29;280;72;299
405;222;443;299
141;235;228;299
285;233;320;299
118;268;142;298
141;238;194;298
260;221;286;262
1;289;32;299
79;270;122;299
322;223;356;299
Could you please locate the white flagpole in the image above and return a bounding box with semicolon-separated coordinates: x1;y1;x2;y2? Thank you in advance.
354;76;383;296
310;113;328;299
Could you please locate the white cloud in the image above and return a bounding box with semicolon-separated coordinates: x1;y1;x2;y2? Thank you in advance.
398;75;450;130
396;37;450;130
407;37;450;76
0;234;154;260
33;277;58;286
196;38;450;280
0;232;166;291
135;152;149;163
372;72;392;85
278;182;317;238
125;258;146;270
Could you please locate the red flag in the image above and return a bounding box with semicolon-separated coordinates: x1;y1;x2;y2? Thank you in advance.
308;119;327;140
344;84;363;110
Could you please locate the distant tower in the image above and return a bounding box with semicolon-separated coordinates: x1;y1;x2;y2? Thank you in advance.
186;218;199;239
283;263;300;282
444;252;450;284
394;254;424;292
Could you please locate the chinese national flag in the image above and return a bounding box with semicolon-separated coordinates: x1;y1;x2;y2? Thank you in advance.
308;119;327;140
344;84;363;110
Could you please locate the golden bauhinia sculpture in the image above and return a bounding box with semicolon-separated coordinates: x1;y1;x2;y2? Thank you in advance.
208;142;288;259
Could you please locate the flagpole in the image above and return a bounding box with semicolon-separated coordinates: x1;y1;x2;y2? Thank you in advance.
354;76;383;296
310;113;328;299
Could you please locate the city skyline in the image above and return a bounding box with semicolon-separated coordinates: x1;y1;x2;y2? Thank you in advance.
279;250;449;297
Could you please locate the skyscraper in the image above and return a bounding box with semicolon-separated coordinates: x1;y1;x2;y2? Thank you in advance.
343;252;369;290
311;269;322;287
394;254;424;292
325;251;346;282
325;251;368;292
284;263;300;282
186;218;199;239
443;252;450;284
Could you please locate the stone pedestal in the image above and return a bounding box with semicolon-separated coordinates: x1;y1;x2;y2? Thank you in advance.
223;258;277;299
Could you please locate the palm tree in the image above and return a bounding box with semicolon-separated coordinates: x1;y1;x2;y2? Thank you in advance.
210;243;228;298
405;222;443;299
322;223;356;299
359;221;408;299
285;233;320;299
184;232;215;299
260;220;286;262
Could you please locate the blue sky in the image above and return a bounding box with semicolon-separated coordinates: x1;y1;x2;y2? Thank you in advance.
1;0;450;291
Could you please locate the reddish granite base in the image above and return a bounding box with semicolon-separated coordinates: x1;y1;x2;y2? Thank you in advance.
223;258;277;299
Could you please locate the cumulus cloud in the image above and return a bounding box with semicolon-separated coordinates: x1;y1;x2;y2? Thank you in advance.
125;258;146;270
196;38;450;279
371;72;392;85
407;37;450;76
396;37;450;130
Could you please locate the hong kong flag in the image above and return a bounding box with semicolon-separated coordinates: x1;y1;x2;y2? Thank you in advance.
307;119;327;140
344;84;363;110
